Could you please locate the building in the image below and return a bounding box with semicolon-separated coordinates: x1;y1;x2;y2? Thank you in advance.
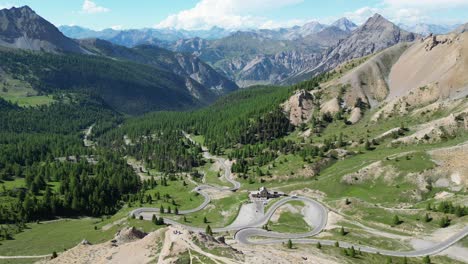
251;186;282;199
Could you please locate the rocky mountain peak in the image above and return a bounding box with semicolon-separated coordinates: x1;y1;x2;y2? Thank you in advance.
301;21;326;34
361;13;396;30
0;5;84;53
331;18;357;32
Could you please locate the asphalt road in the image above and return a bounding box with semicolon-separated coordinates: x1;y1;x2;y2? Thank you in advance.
6;135;464;260
131;138;468;258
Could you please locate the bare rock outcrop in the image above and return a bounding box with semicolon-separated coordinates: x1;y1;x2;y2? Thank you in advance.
114;227;147;244
320;97;340;115
282;90;316;125
348;107;362;124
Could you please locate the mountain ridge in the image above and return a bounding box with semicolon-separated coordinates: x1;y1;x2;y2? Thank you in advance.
0;6;238;114
284;13;419;84
0;5;85;53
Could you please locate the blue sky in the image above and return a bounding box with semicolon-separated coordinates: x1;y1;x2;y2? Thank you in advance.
1;0;468;30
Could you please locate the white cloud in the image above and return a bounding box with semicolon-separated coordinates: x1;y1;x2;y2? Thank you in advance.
344;4;431;25
155;0;304;30
82;0;109;14
344;7;380;24
110;25;123;30
384;0;468;8
0;3;15;10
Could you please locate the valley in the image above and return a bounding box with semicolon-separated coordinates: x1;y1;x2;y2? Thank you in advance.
0;3;467;264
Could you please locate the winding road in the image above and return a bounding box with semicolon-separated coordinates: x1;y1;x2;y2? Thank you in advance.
130;134;468;258
2;134;465;260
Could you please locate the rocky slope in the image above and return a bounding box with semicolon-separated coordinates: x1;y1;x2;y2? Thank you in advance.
286;14;419;84
38;226;244;264
294;30;468;126
0;6;85;53
38;226;343;264
454;23;468;34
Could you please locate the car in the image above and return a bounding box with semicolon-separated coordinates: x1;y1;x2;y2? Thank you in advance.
291;195;298;199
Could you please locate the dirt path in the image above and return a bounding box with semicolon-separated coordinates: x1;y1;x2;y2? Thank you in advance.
83;124;95;147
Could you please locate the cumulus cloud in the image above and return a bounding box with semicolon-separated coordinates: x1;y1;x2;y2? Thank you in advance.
82;0;109;14
344;2;435;25
344;7;380;24
155;0;304;30
0;3;15;10
384;0;468;8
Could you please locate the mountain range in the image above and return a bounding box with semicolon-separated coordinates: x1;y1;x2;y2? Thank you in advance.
63;15;422;87
399;23;460;36
57;14;462;87
0;5;462;113
155;14;418;87
0;6;237;114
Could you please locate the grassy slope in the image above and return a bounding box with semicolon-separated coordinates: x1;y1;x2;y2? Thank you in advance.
0;76;55;107
0;219;118;256
269;202;311;233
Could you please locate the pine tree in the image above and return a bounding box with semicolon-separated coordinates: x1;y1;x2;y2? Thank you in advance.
392;215;401;226
345;198;351;205
157;217;164;225
205;225;213;236
426;203;432;211
439;216;450;228
423;213;431;223
423;255;431;264
203;216;208;223
316;242;322;249
287;239;293;249
340;226;346;236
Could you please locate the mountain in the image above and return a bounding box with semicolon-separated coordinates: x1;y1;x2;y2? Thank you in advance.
251;21;327;41
285;14;419;83
78;38;238;96
59;25;233;47
331;18;358;32
0;6;85;53
453;23;468;34
151;15;417;87
0;6;238;114
295;21;327;37
316;28;468;129
399;23;459;36
59;25;120;39
303;26;349;47
161;25;351;87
